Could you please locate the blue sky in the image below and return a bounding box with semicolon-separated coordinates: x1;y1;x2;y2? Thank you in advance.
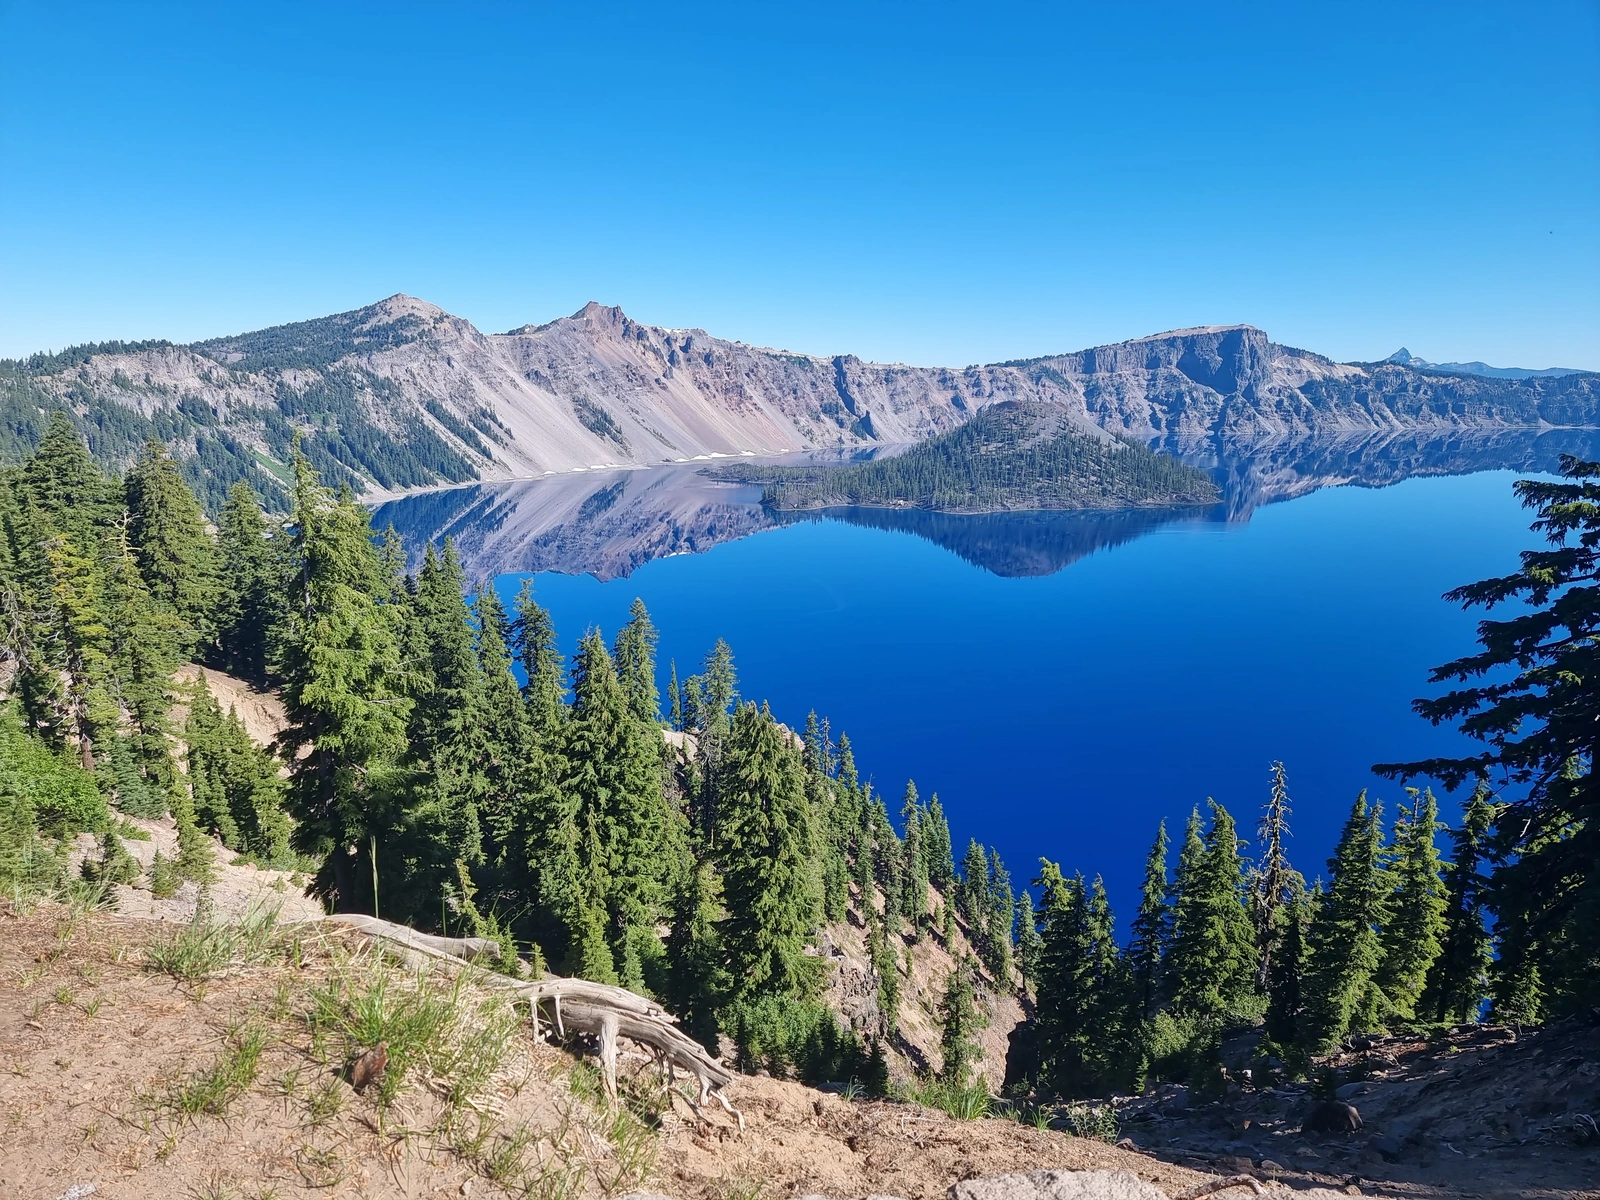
2;1;1596;368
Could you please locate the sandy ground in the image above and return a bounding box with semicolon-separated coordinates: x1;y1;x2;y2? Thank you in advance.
0;905;1215;1200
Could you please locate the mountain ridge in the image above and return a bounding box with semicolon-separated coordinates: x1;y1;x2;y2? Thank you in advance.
4;295;1597;511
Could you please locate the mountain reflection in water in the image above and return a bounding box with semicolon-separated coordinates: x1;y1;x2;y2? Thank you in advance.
369;426;1600;582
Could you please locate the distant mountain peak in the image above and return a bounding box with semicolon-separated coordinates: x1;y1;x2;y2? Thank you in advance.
1380;347;1588;380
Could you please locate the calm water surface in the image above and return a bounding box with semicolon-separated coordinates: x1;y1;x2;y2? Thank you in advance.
475;469;1539;920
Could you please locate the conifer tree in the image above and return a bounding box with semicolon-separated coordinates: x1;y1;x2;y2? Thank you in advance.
938;954;986;1084
983;846;1015;980
561;629;674;988
394;540;487;910
275;448;411;914
1128;820;1171;1018
470;585;535;867
102;521;184;795
1167;800;1256;1022
510;579;566;742
1015;889;1044;989
41;534;118;769
213;482;278;681
1253;762;1302;992
19;413;113;555
1265;882;1309;1044
689;638;738;845
668;659;682;730
925;791;955;890
899;781;929;932
612;597;660;726
1302;792;1390;1049
866;904;901;1035
665;858;729;1049
1377;787;1447;1022
1032;863;1133;1097
184;681;291;863
718;703;820;1000
957;838;989;931
124;439;216;652
1374;455;1600;1018
1420;781;1497;1024
869;795;903;931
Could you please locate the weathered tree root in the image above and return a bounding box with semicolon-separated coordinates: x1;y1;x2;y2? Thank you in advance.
324;913;743;1129
1174;1176;1271;1199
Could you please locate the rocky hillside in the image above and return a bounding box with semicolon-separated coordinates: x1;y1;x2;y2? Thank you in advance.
5;297;1596;511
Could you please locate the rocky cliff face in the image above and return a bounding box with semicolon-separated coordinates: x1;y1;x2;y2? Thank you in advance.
9;296;1597;508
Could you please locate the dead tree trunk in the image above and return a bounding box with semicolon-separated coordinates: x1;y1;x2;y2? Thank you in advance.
323;913;742;1127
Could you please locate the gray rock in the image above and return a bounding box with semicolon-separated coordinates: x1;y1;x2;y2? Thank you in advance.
1302;1100;1363;1133
1334;1082;1369;1101
1370;1135;1401;1161
950;1170;1167;1200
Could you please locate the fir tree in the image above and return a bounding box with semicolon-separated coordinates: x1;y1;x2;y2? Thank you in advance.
1128;820;1171;1018
899;780;929;932
510;578;566;743
1420;781;1497;1024
718;703;820;1000
184;681;291;864
41;534;118;769
937;954;987;1084
925;791;955;890
668;659;683;730
1253;762;1302;992
213;482;277;681
470;585;535;870
1375;455;1600;1018
561;629;674;988
1167;800;1256;1022
983;846;1015;981
1031;863;1133;1097
612;597;660;726
275;447;411;914
1377;787;1447;1022
19;412;113;554
102;521;185;795
957;838;989;931
665;858;729;1050
124;439;216;652
1265;882;1309;1044
1015;889;1044;990
1302;792;1390;1049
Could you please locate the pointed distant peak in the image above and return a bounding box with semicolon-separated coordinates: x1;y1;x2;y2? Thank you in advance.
1385;347;1420;364
573;300;627;326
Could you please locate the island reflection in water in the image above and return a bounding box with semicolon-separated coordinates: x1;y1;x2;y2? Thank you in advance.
369;426;1600;582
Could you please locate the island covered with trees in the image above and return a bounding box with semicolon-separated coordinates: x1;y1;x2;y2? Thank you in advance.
725;400;1220;514
1;412;1593;1112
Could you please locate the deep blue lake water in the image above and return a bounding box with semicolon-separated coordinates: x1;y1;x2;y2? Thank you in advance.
467;468;1540;922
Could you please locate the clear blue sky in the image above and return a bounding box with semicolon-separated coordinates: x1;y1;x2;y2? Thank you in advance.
2;1;1596;369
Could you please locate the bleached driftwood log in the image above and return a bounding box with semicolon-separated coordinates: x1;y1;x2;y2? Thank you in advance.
324;912;741;1126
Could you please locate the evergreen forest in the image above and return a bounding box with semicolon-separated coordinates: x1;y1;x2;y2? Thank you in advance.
738;400;1220;514
1;414;1595;1104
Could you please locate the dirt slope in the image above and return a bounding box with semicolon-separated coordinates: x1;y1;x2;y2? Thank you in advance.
0;904;1209;1200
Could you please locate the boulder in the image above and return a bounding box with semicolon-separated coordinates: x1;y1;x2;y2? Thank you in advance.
1302;1101;1363;1133
949;1170;1167;1200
